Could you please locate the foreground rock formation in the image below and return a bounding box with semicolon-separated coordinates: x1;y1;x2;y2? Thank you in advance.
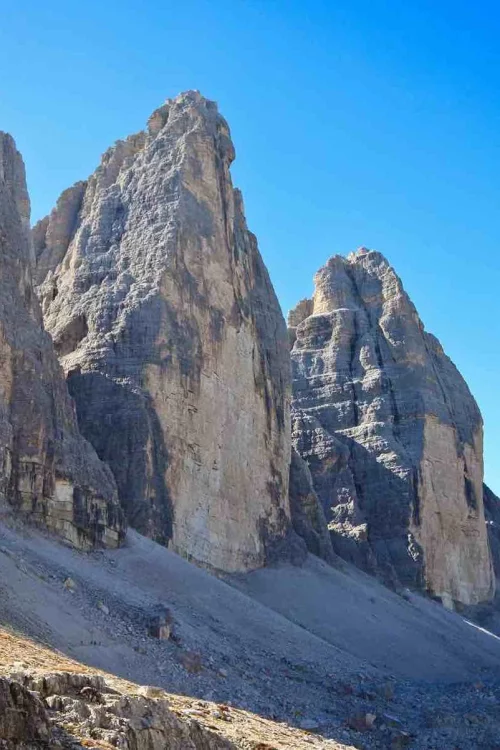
3;671;234;749
289;248;494;606
35;91;293;572
0;676;50;746
0;625;348;750
0;133;123;547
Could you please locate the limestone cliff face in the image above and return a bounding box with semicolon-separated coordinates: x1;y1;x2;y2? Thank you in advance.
484;484;500;584
35;91;292;572
290;248;494;605
0;133;123;547
288;449;334;563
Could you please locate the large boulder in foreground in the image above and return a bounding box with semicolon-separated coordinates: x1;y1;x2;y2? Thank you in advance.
289;247;494;606
35;91;293;572
0;133;123;547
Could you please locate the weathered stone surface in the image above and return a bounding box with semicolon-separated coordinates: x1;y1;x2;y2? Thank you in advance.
289;448;334;562
0;133;123;548
0;676;50;745
35;91;292;572
290;247;494;605
6;671;235;749
484;484;500;582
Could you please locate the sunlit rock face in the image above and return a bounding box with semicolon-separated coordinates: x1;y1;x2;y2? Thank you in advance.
289;248;494;606
35;92;293;572
0;132;123;547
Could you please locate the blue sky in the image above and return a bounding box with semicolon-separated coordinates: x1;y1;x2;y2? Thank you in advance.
1;0;499;491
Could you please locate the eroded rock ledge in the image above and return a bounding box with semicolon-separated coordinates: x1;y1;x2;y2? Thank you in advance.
289;248;494;606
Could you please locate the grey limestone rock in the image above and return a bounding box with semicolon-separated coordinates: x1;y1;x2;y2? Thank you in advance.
0;132;123;548
35;91;293;572
289;247;494;605
6;671;235;749
484;483;500;582
0;677;50;746
289;448;334;562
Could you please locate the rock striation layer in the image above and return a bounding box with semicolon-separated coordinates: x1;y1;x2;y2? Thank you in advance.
0;133;123;547
35;91;292;572
289;247;494;606
288;448;334;562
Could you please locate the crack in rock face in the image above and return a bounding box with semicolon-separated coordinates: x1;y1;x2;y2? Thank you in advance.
34;91;295;573
0;132;124;549
289;248;494;606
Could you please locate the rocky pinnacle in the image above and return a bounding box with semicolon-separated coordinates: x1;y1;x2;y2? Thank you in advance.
35;91;295;572
289;248;494;606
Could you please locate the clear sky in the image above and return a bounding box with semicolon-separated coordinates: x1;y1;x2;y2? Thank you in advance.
1;0;499;492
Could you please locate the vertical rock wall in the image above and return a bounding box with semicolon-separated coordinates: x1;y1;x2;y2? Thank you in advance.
35;92;292;572
290;248;494;605
484;484;500;584
288;448;334;562
0;132;123;547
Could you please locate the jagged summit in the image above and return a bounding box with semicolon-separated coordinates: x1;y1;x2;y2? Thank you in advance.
290;249;494;606
34;93;295;572
288;248;395;326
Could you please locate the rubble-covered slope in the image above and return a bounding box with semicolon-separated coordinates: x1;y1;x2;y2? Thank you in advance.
0;132;123;548
289;248;494;606
2;518;500;749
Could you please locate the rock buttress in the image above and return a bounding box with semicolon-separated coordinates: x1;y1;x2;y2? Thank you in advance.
290;248;494;606
0;133;123;547
35;92;293;572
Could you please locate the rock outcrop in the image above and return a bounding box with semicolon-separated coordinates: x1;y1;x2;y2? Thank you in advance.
0;676;50;746
484;484;500;583
289;248;494;606
2;672;234;749
289;448;334;562
0;133;123;547
35;91;292;572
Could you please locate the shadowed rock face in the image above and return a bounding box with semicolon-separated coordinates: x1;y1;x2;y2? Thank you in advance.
484;484;500;584
0;133;123;548
289;248;494;606
0;677;50;744
35;91;293;572
288;448;334;563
